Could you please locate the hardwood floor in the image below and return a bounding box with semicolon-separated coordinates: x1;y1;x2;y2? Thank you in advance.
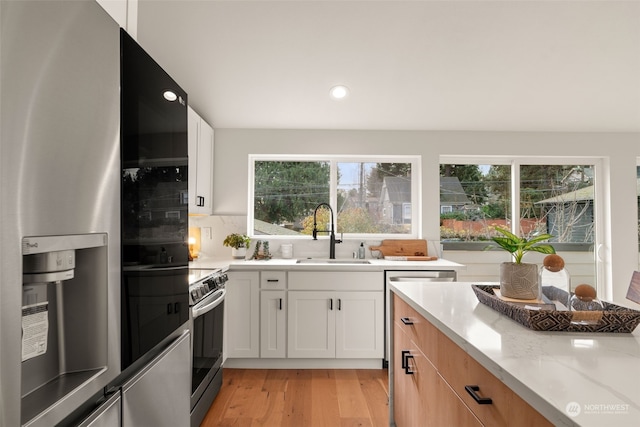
200;368;389;427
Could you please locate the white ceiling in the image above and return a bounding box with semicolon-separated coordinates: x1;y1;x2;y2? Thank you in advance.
137;0;640;132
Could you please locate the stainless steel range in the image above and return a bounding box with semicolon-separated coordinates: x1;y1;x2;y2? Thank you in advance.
189;269;228;427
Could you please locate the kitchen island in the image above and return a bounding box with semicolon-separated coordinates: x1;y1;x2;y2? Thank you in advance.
390;281;640;427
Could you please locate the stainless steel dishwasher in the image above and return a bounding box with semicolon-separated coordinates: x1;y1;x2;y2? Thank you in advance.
384;270;457;366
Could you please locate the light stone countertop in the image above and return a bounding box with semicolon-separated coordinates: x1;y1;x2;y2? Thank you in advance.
390;281;640;427
190;256;466;272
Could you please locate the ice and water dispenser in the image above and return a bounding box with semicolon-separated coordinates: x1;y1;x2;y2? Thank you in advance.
21;234;111;426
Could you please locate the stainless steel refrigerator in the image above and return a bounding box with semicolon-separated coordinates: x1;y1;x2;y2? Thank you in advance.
0;1;190;426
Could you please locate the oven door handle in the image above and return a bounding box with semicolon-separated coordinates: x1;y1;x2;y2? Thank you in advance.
192;289;225;318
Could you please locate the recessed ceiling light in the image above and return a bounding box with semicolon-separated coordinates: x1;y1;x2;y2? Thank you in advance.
330;85;349;100
163;90;178;102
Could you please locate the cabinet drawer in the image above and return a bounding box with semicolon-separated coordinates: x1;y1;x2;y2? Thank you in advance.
289;271;382;291
393;294;438;362
436;330;553;427
260;271;287;289
394;317;481;427
393;322;428;426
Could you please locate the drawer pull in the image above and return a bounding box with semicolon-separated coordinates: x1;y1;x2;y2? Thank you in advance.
401;317;413;325
465;385;493;405
401;350;411;369
404;354;415;375
267;279;279;282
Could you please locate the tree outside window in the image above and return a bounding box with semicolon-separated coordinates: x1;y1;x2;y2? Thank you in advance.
440;162;595;245
251;156;418;237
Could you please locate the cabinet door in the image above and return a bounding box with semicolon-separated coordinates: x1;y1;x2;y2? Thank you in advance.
196;120;213;213
287;291;335;358
225;271;259;358
260;290;286;358
187;107;213;215
335;291;384;358
393;319;481;427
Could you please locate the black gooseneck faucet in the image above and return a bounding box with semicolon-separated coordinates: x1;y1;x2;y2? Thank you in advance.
312;203;342;259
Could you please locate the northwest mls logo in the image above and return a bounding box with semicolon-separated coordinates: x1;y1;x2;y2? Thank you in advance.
566;401;630;417
566;401;581;417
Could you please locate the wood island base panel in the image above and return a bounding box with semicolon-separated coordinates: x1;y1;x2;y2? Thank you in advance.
393;293;551;426
389;282;640;427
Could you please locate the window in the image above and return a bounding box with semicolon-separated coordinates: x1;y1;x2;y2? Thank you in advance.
250;155;420;238
440;159;596;247
439;163;511;243
440;206;452;214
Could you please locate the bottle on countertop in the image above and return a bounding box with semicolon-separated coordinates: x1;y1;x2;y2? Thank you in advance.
358;242;365;259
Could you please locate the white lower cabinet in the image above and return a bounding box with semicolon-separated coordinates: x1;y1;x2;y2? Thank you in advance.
288;290;383;359
288;291;336;358
225;271;260;358
335;291;384;358
227;269;384;364
260;290;286;358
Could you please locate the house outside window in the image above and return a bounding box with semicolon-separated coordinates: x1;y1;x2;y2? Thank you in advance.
439;159;597;249
250;155;420;238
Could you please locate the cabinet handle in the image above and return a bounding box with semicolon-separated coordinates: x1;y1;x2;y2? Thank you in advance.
401;350;411;369
404;354;415;375
167;303;173;314
338;298;342;310
465;385;493;405
329;299;333;310
174;302;180;313
279;298;283;310
267;279;279;282
401;317;413;325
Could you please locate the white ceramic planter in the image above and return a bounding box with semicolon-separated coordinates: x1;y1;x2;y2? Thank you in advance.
231;247;247;259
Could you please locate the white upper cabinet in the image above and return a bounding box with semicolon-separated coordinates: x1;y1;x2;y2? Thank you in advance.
188;107;214;215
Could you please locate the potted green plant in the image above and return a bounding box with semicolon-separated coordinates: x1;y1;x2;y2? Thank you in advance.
489;227;556;299
223;233;251;259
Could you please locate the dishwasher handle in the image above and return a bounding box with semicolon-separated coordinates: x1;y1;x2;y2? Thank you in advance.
388;273;456;282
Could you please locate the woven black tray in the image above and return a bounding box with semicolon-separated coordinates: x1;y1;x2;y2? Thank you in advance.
472;285;640;333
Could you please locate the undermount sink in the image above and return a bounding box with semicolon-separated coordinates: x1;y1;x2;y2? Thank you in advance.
296;258;370;264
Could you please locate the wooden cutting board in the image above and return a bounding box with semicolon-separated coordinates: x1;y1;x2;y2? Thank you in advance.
369;239;428;257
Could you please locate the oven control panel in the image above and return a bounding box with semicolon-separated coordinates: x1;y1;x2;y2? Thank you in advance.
189;270;228;306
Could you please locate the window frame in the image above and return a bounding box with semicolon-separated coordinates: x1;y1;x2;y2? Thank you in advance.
248;154;422;239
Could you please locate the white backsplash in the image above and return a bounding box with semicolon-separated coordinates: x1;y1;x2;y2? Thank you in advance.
189;215;390;260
